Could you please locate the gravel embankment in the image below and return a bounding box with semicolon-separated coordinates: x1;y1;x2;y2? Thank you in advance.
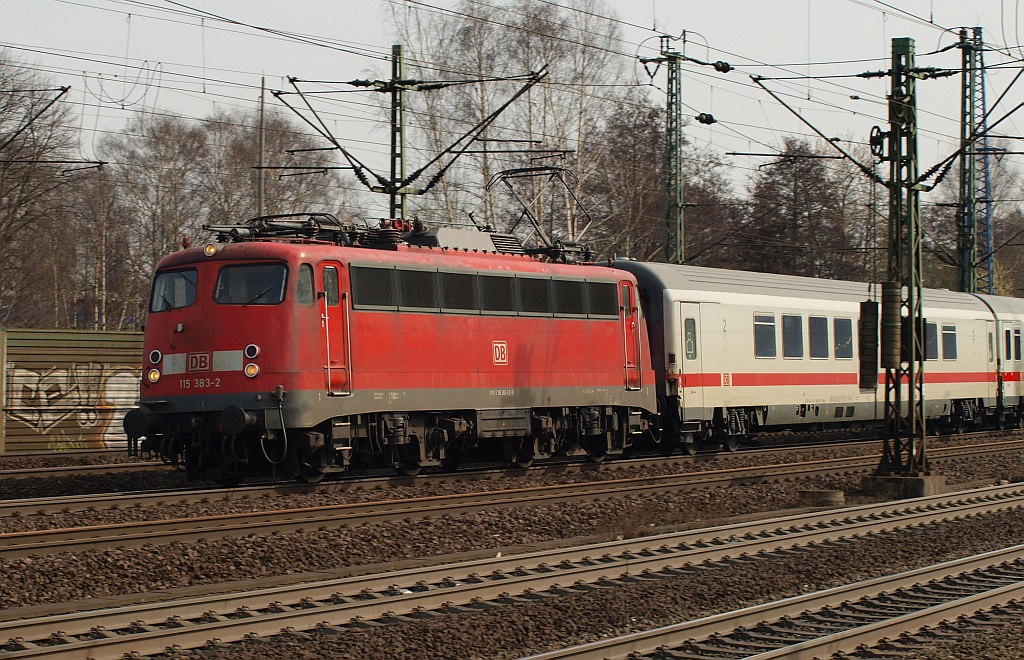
148;506;1024;659
2;438;1024;658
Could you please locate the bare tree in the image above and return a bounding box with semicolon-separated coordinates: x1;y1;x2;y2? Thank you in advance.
201;108;350;226
388;0;625;242
99;113;209;285
0;53;79;327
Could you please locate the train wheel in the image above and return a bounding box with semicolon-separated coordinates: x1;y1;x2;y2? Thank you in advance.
513;453;535;469
585;438;608;463
300;464;325;483
511;438;536;468
397;461;423;477
680;433;696;456
722;435;739;452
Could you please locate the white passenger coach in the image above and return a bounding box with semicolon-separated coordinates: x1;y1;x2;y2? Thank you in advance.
614;261;1022;454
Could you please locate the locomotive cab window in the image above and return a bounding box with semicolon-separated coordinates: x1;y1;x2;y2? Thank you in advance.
809;316;829;359
834;318;853;359
296;264;315;306
942;324;957;360
150;268;198;312
214;263;286;305
782;314;803;358
620;284;633;317
754;314;777;358
924;322;939;360
322;266;339;306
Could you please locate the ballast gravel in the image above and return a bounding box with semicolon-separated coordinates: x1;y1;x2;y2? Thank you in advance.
2;436;1024;658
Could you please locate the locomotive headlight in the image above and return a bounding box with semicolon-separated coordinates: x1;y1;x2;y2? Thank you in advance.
244;363;260;378
147;368;161;383
149;349;162;364
244;343;260;359
204;243;218;257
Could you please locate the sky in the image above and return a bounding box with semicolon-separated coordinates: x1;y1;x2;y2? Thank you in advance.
3;0;1024;214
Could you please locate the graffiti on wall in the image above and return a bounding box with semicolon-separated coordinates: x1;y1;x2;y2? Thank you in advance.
5;361;139;450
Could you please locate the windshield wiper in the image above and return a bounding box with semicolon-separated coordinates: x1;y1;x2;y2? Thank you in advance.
161;294;175;310
242;286;271;306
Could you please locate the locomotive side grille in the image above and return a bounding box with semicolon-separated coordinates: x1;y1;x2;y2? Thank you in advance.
489;233;525;254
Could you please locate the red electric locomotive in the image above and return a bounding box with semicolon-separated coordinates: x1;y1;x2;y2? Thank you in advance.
124;214;656;482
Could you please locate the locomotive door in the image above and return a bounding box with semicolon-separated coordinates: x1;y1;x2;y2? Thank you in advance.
321;262;351;395
620;281;642;390
677;302;705;409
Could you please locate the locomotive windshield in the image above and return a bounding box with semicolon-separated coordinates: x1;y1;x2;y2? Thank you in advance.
150;268;198;312
214;263;287;305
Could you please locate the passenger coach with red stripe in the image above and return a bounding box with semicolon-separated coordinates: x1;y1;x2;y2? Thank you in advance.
616;260;1024;456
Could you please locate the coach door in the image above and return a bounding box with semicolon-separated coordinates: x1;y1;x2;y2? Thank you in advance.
321;262;350;395
620;281;642;390
677;302;705;409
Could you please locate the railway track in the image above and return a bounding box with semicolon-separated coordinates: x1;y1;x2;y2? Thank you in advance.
0;461;164;481
3;439;1022;558
3;482;1023;659
524;545;1024;659
4;435;1021;519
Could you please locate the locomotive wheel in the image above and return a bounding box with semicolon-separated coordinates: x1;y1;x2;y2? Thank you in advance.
397;461;423;477
511;438;536;468
513;453;535;469
300;463;325;483
585;438;608;463
657;434;678;456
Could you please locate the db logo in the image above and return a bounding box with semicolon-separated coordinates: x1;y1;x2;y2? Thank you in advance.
188;352;211;372
492;341;508;365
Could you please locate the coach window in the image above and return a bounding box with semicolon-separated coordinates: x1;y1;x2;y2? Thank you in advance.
322;266;339;306
942;324;957;360
1016;328;1022;361
782;314;803;358
150;268;197;312
1006;329;1013;361
809;316;829;359
924;322;938;360
296;264;315;306
834;318;854;359
684;318;698;360
754;314;777;358
989;332;995;363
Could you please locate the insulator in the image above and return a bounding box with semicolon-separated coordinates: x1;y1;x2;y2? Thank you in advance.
713;60;733;73
696;113;716;125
